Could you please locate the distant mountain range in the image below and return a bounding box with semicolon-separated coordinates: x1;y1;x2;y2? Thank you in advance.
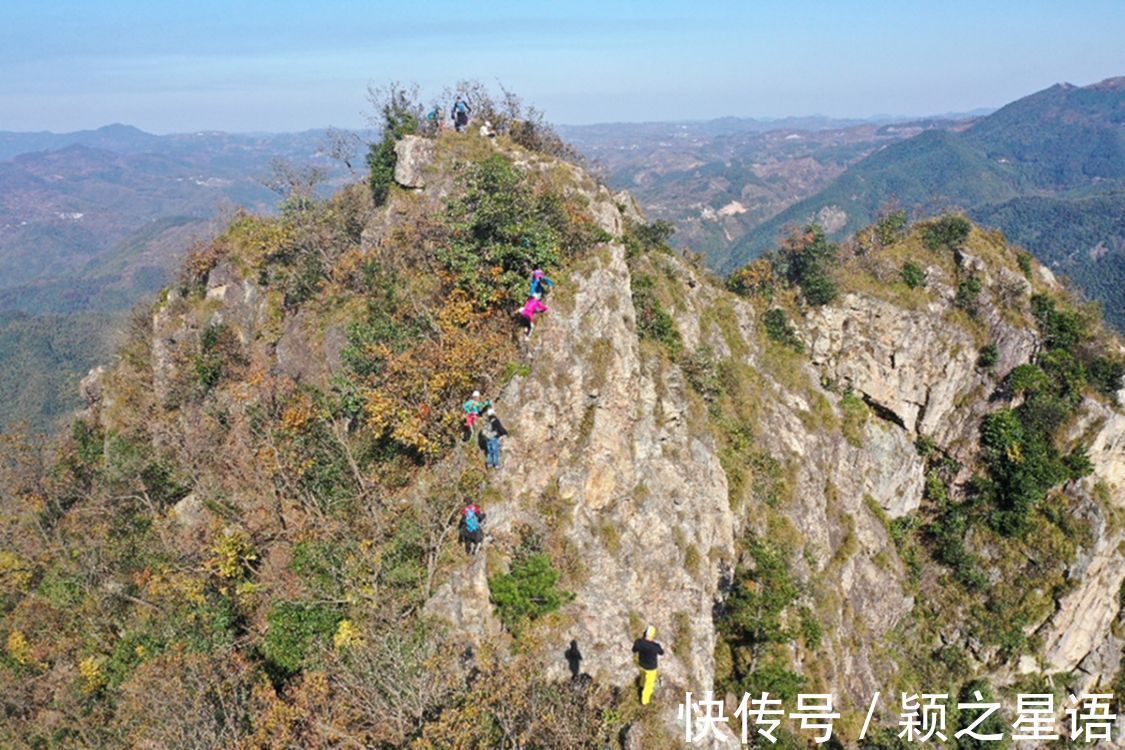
0;125;367;308
0;125;365;430
2;81;1121;431
560;116;977;262
718;77;1125;326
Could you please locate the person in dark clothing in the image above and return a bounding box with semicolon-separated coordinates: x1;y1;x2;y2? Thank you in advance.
478;408;509;469
565;639;583;680
451;97;471;132
632;625;664;705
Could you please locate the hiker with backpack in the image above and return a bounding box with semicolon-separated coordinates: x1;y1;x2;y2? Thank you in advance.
459;501;485;555
451;97;471;133
425;105;443;135
632;625;664;705
517;293;549;337
478;407;509;469
529;268;554;300
463;390;491;437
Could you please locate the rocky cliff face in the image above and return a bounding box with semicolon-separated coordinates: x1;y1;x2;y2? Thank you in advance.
405;139;1122;740
75;133;1124;747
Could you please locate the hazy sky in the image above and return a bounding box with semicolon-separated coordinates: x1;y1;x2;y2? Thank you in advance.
2;0;1123;133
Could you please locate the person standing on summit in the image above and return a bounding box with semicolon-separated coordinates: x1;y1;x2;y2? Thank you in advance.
452;96;471;132
632;625;664;705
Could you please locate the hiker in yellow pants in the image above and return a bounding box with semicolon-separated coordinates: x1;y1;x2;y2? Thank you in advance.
632;625;664;705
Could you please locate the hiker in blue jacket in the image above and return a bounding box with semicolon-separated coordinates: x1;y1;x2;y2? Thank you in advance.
459;501;485;555
530;268;554;299
452;97;471;133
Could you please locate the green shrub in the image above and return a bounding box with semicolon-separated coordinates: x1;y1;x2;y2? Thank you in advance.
368;134;399;206
489;553;572;636
955;275;983;316
889;515;920;547
747;449;791;508
290;539;346;597
921;214;972;251
1039;348;1087;402
1088;354;1125;397
260;601;340;677
378;512;428;597
977;343;998;370
716;537;810;699
745;657;806;701
342;305;427;378
502;361;533;383
979;407;1069;536
1017;251;1033;279
1031;293;1090;350
624;220;675;257
281;250;326;308
762;308;804;352
914;435;939;459
780;225;839;306
929;495;988;590
798;606;823;650
72;419;104;467
631;274;682;354
103;589;239;688
900;261;925;289
719;538;799;647
971;293;1111;535
875;210;908;246
193;322;242;392
440;154;566;306
951;681;1012;750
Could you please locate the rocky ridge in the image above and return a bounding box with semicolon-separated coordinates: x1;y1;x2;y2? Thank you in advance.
78;133;1124;746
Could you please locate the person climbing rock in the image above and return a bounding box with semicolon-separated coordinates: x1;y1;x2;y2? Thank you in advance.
463;391;491;437
451;97;471;133
459;501;485;555
529;268;554;299
632;625;664;705
517;293;549;337
478;407;508;469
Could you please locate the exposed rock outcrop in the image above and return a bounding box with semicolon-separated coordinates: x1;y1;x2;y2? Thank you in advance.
393;134;435;188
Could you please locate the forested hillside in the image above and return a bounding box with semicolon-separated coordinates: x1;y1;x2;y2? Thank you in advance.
1;90;1122;748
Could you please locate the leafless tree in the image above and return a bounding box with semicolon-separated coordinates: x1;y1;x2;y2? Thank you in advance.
323;127;363;176
263;157;327;204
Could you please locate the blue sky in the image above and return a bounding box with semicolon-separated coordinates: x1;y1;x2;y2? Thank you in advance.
1;0;1122;133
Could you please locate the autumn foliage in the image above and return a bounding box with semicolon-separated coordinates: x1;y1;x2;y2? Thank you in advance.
0;129;611;748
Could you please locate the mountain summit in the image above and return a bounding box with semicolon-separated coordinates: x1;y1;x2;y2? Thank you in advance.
1;123;1122;748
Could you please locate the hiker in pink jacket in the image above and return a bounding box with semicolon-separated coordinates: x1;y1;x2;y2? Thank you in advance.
518;293;548;336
